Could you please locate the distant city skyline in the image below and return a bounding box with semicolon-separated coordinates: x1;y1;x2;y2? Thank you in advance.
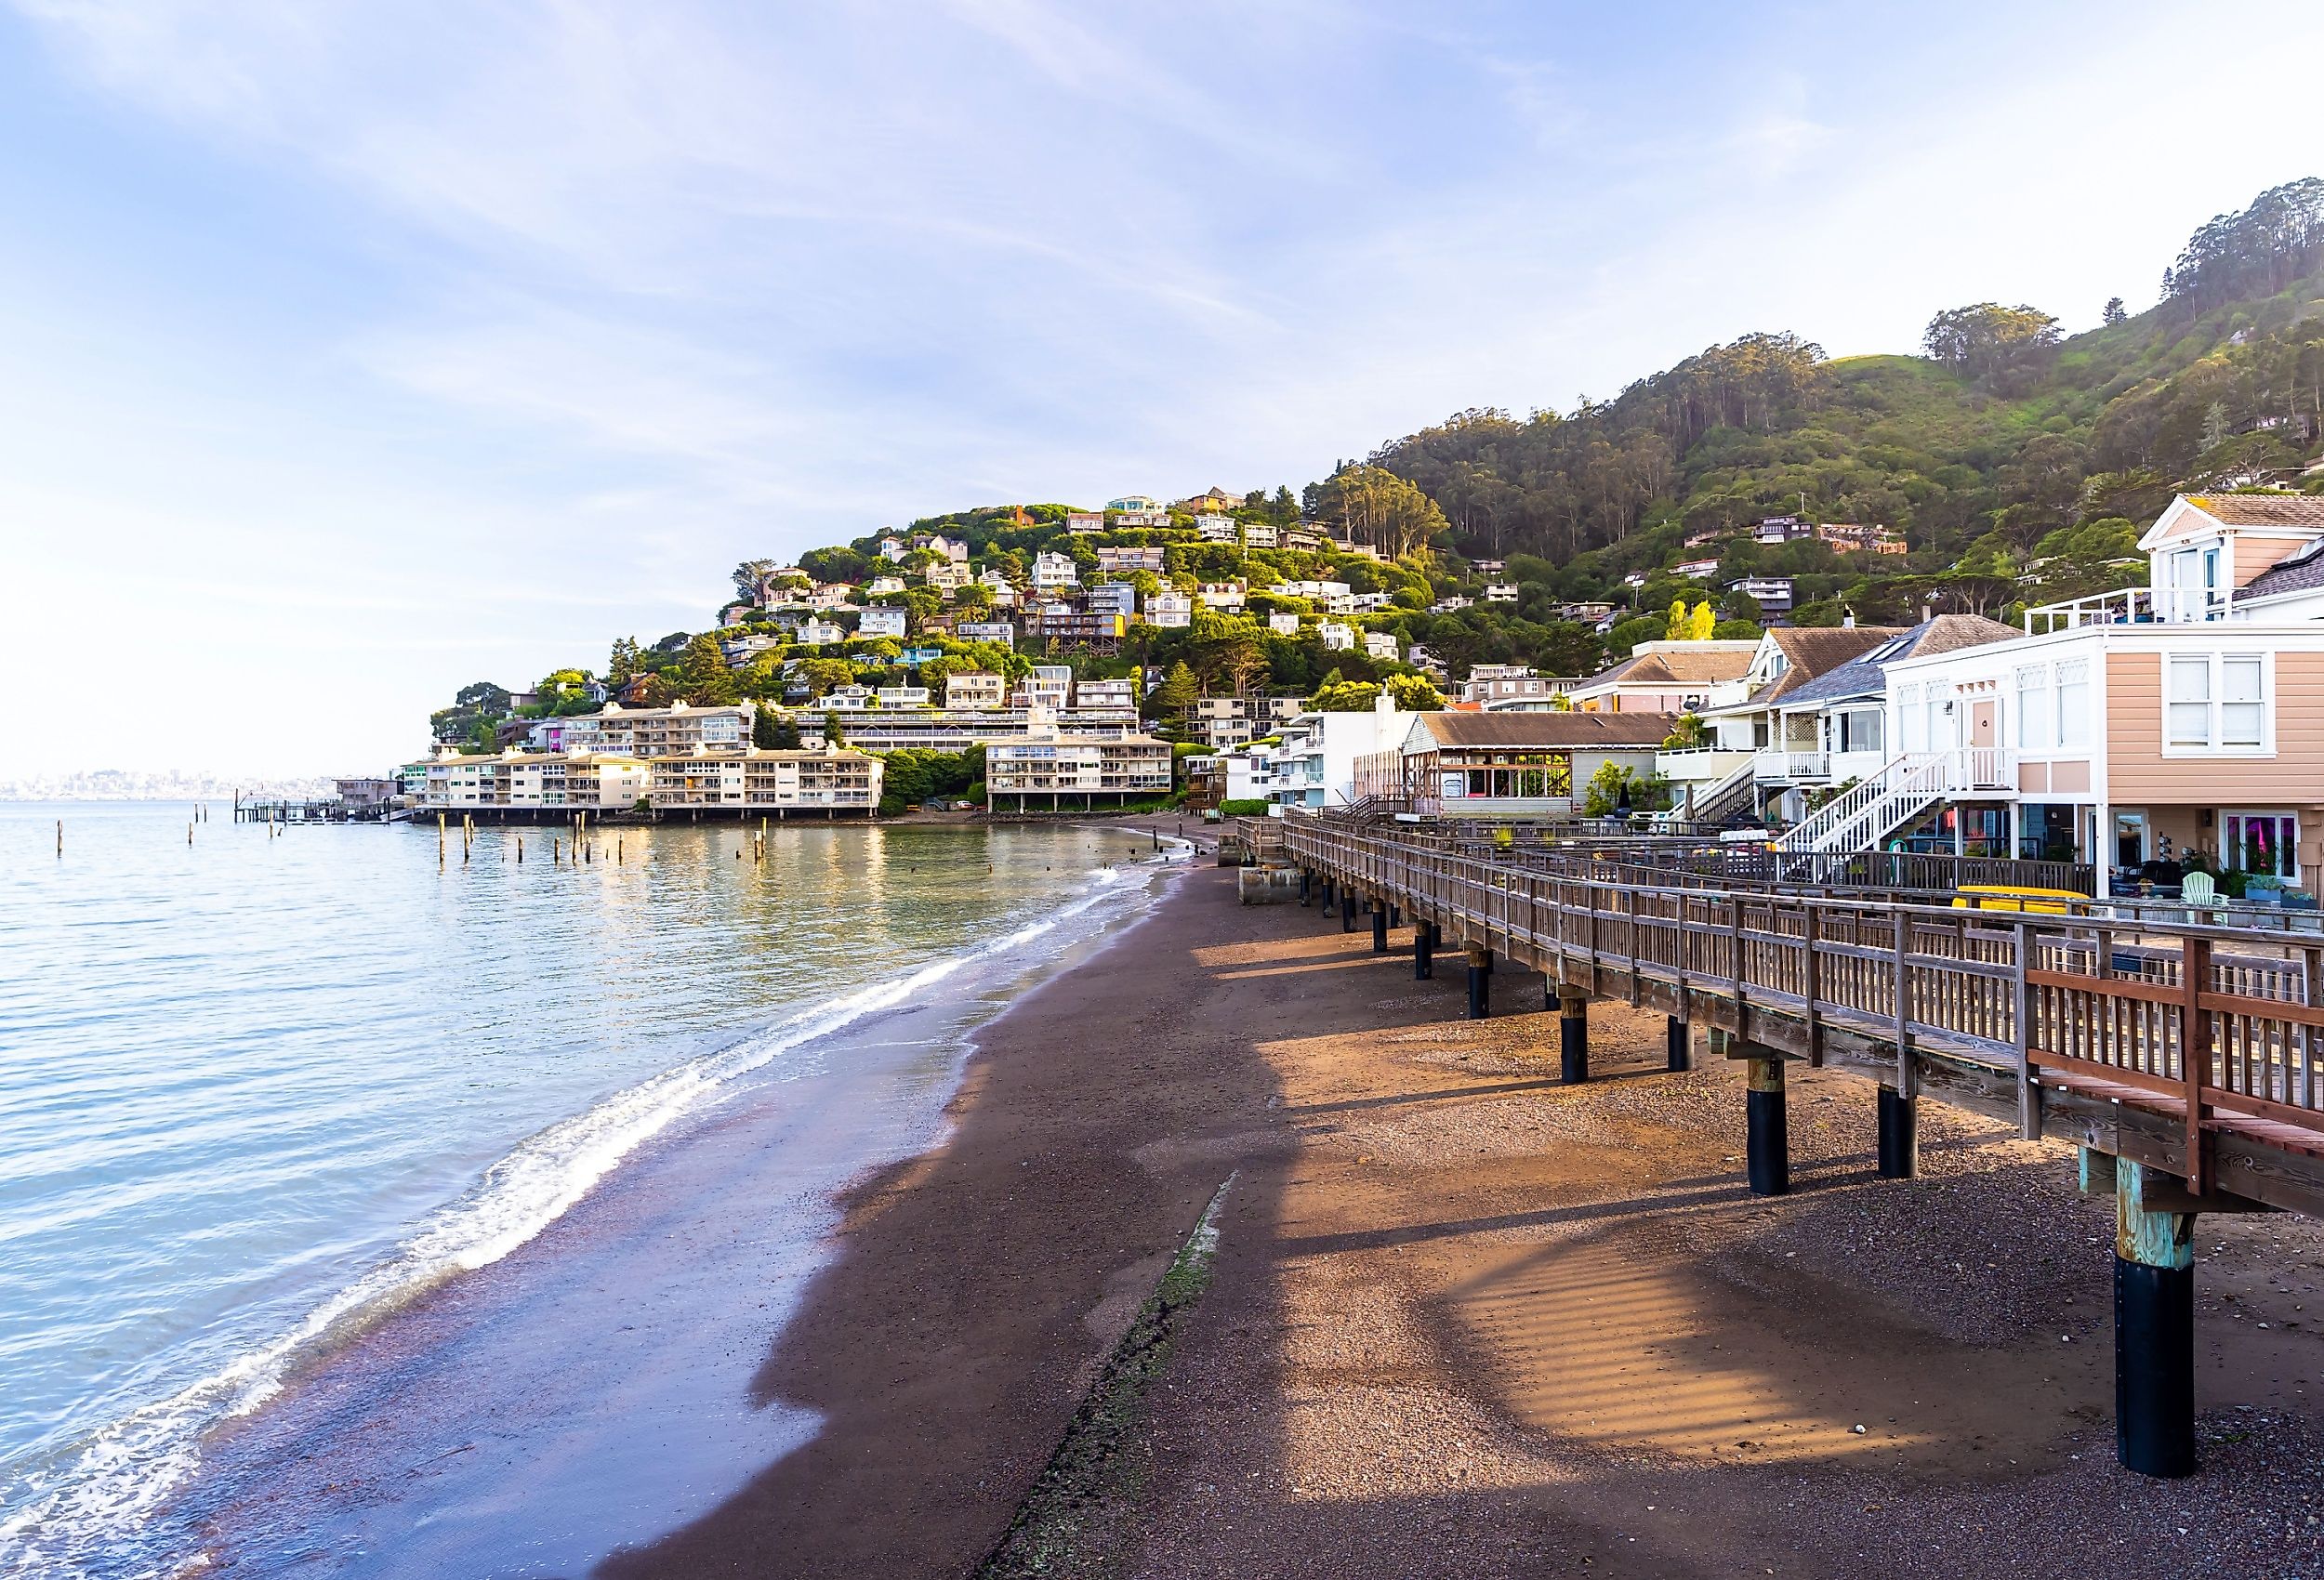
6;0;2323;775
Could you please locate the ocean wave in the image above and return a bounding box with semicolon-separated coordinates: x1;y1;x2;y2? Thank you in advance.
0;861;1163;1580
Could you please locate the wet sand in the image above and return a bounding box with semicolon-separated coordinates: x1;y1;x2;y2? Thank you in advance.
180;850;2324;1576
626;861;2324;1578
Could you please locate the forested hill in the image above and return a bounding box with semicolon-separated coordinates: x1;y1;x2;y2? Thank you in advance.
1347;178;2324;613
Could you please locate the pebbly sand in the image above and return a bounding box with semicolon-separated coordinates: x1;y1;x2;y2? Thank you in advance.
635;855;2324;1579
175;845;2324;1576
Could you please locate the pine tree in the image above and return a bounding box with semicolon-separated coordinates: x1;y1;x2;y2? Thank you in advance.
2102;296;2127;325
824;712;846;747
608;636;640;684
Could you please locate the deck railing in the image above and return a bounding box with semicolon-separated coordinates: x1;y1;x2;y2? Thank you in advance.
1282;813;2324;1197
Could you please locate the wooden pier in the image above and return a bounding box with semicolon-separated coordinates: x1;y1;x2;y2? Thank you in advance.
1277;809;2324;1477
233;797;400;824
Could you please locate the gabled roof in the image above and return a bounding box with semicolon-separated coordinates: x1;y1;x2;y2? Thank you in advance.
1753;625;1902;702
1771;615;2022;708
1588;648;1755;686
1406;712;1675;749
2181;493;2324;527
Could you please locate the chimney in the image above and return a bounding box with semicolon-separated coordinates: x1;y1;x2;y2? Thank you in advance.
1842;612;1855;627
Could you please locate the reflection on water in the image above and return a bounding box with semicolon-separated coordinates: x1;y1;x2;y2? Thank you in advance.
0;805;1172;1574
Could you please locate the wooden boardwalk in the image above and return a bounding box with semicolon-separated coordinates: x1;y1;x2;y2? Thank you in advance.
1279;809;2324;1475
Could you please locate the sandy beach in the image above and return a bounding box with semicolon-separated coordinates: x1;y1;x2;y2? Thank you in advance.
168;845;2324;1577
616;856;2324;1579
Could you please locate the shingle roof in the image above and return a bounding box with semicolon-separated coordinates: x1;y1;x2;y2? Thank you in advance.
1412;712;1677;749
2238;539;2324;602
1771;614;2022;707
1754;625;1903;702
2185;493;2324;528
1591;649;1755;686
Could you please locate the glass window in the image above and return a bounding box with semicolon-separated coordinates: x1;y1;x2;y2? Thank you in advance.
2221;657;2265;746
2225;812;2298;879
2015;665;2050;749
2056;659;2091;749
2166;657;2212;747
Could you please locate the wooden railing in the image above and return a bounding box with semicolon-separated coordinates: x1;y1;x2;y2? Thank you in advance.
1283;813;2324;1205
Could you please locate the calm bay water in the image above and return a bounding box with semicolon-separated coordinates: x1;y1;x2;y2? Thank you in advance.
0;803;1173;1575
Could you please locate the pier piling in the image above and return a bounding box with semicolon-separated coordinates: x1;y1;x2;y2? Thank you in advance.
1877;1086;1918;1179
1341;893;1356;932
1465;944;1492;1020
1666;1015;1692;1072
2115;1160;2197;1477
1741;1042;1789;1196
1371;902;1389;955
1414;922;1434;980
1558;987;1590;1084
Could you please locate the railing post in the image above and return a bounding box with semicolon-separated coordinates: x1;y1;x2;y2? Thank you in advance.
2014;916;2040;1139
1802;904;1822;1066
2180;936;2212;1196
1893;911;1916;1099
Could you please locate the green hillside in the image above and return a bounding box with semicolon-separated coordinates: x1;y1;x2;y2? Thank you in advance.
1363;178;2324;628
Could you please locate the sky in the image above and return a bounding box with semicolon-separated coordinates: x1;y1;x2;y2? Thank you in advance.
4;0;2322;778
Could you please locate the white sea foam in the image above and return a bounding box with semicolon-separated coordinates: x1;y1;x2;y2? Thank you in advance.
0;859;1166;1580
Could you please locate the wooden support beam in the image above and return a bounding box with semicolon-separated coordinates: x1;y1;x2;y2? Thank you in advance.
1465;944;1492;1020
1745;1047;1789;1196
1559;987;1589;1085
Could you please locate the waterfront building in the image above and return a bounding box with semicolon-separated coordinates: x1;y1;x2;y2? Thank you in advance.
1361;711;1674;818
984;730;1174;808
558;701;753;758
648;747;881;816
416;749;651;810
1268;693;1412;810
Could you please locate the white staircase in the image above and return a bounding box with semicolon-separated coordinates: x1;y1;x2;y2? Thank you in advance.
1772;748;2007;855
1657;758;1756;826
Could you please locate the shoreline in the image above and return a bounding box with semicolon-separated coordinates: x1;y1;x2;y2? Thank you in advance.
50;829;1189;1579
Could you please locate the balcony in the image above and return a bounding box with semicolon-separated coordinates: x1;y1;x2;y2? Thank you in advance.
2023;585;2226;633
1753;748;1830;783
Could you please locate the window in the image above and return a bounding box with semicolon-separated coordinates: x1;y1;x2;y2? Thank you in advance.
2014;665;2051;750
2224;813;2298;880
2165;657;2211;747
2056;659;2091;750
2222;658;2264;746
2166;653;2270;751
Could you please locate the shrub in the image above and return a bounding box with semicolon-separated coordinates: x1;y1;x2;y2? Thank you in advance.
1218;797;1273;816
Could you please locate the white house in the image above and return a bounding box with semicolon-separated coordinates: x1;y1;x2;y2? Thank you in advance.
1268;612;1301;635
1318;622;1355;651
795;618;848;646
857;606;908;639
1197;581;1246;611
1363;630;1399;661
1195;513;1239;542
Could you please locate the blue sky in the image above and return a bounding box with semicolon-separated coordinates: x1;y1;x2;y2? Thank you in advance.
6;0;2322;776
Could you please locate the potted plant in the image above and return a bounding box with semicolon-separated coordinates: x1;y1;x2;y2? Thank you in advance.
2217;868;2251;901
